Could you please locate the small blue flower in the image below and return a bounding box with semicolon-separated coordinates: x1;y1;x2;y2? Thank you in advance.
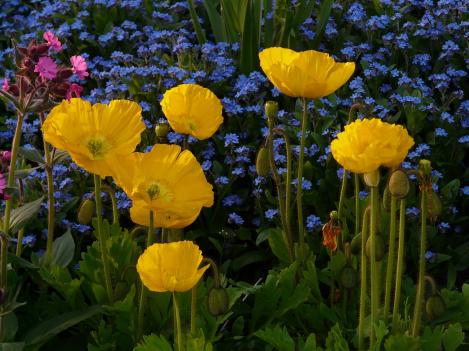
228;212;244;225
265;209;278;220
306;214;322;232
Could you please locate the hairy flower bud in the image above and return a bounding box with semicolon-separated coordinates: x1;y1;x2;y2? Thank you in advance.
426;294;445;321
340;266;357;289
264;101;278;119
207;287;229;316
388;169;410;199
255;146;270;177
364;169;380;188
155;123;170;138
350;232;362;255
419;159;431;177
426;190;442;223
77;199;95;225
303;161;314;180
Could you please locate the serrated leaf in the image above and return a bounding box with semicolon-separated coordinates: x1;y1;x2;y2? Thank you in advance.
23;305;102;347
9;197;44;234
384;334;421;350
133;334;173;351
325;324;349;351
267;227;290;263
51;230;75;267
442;323;464;351
0;343;25;351
255;325;294;351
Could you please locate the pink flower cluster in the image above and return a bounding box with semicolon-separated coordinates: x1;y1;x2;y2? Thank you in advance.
1;31;89;109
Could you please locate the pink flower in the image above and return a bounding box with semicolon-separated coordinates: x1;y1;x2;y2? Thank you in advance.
2;78;9;92
70;55;89;80
0;173;10;201
66;83;83;101
1;151;11;162
43;31;62;52
34;56;58;80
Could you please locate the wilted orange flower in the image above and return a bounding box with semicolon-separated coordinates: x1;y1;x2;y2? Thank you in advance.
322;220;341;251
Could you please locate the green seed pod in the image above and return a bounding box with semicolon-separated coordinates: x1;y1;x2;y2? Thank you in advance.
365;234;384;261
207;287;229;316
426;294;445;321
340;266;357;289
166;228;183;242
350;233;362;255
426;190;442;223
256;146;271;177
388;169;410;199
155;122;170;137
303;161;314;180
264;101;278;119
77;199;95;225
419;159;432;177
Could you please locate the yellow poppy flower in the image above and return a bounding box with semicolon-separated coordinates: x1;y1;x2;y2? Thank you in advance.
110;144;214;226
160;84;223;140
42;98;145;177
259;47;355;99
130;200;200;229
331;118;415;174
137;240;210;292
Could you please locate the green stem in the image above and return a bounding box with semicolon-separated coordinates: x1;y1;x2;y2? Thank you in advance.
40;113;55;263
358;208;370;351
203;257;220;287
297;98;308;256
102;185;119;225
190;285;197;334
369;186;379;347
384;196;397;319
337;169;348;250
267;119;293;262
1;111;24;342
411;188;427;336
275;128;293;258
354;174;360;237
93;174;114;304
173;292;183;351
392;199;406;332
137;210;155;339
187;0;206;45
15;228;24;256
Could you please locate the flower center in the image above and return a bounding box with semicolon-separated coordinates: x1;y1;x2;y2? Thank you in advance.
86;137;110;160
145;181;174;203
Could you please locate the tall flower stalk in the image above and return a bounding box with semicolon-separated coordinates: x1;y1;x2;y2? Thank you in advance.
392;198;407;331
137;210;155;339
358;207;370;350
411;160;431;336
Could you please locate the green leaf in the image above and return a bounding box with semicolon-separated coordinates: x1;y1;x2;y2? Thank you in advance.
384;334;421;351
303;333;318;351
442;323;464;351
18;147;44;165
440;179;461;203
421;326;443;351
203;0;226;42
240;0;262;73
9;197;44;234
325;324;349;351
0;343;25;351
51;230;75;267
255;325;295;351
133;334;172;351
185;330;213;351
23;305;102;347
267;228;290;263
187;0;207;44
312;0;333;49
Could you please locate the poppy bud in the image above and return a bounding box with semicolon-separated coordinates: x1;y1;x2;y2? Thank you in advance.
207;287;229;316
155;123;170;138
426;294;445;321
340;266;357;289
388;169;410;199
350;232;362;255
77;199;95;225
364;169;380;188
264;101;278;119
365;234;384;261
255;146;270;177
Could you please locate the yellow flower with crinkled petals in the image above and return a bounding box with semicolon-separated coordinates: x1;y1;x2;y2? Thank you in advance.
160;84;223;140
109;144;213;227
331;118;415;174
137;240;209;292
259;47;355;99
130;200;201;229
42;98;145;177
